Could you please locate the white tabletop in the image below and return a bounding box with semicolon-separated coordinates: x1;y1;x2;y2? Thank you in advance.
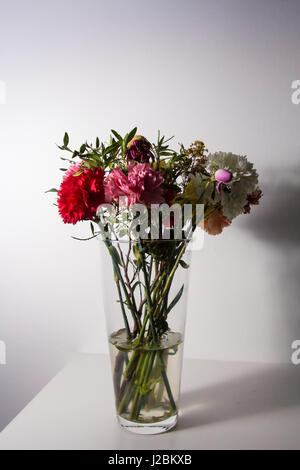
0;354;299;450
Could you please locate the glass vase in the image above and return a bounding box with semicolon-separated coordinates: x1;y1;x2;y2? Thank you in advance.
99;238;191;435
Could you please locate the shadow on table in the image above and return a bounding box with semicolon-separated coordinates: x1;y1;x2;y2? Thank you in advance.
178;363;300;430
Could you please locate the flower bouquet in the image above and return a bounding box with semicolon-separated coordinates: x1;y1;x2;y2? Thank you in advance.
47;128;261;434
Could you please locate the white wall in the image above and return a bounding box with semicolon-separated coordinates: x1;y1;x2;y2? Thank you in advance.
1;0;300;430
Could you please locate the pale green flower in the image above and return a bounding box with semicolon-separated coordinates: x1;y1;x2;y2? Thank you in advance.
206;152;258;220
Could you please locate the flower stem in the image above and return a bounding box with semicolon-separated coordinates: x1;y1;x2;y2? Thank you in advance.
138;238;158;344
115;276;131;339
158;352;177;411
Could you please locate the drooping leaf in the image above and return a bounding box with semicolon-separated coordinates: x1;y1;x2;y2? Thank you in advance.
165;284;184;315
80;143;86;154
71;233;99;241
179;259;189;269
45;188;58;193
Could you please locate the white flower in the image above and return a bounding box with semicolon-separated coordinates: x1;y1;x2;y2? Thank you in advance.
206;152;258;220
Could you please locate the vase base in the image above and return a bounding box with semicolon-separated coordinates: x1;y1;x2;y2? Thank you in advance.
117;414;178;435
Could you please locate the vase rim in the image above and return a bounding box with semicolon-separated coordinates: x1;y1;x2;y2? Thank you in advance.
98;236;190;244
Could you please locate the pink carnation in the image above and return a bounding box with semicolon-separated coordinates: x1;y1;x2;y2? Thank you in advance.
105;162;165;207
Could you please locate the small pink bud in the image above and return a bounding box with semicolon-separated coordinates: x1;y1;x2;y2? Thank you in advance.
215;169;232;184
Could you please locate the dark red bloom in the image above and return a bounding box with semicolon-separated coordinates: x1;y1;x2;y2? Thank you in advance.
163;187;180;205
127;136;154;163
243;187;263;214
57;164;105;224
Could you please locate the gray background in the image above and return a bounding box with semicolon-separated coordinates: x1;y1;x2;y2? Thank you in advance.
0;0;300;431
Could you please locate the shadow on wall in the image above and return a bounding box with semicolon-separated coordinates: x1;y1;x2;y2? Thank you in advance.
239;166;300;246
238;165;300;354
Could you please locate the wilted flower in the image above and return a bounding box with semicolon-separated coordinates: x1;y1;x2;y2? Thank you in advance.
243;187;262;214
204;208;231;235
127;135;154;163
163;187;180;205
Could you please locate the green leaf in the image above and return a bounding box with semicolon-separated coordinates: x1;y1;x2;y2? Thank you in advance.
80;143;86;154
103;141;121;157
133;244;140;259
96;137;100;148
122;133;129;154
108;245;122;266
179;260;189;269
72;170;83;176
63;132;69;147
127;127;138;142
111;129;123;141
90;222;95;236
159;151;174;156
59;168;68;171
166;285;184;315
71;234;99;241
82;158;98;168
45;188;58;193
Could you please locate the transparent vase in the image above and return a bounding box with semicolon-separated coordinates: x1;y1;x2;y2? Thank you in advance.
99;238;191;435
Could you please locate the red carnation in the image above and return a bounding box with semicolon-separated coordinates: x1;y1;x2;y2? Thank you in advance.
57;164;105;224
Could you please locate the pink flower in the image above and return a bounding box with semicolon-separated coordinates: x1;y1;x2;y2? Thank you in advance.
105;162;165;207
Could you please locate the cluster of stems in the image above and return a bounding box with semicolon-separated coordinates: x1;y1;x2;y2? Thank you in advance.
105;237;188;422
